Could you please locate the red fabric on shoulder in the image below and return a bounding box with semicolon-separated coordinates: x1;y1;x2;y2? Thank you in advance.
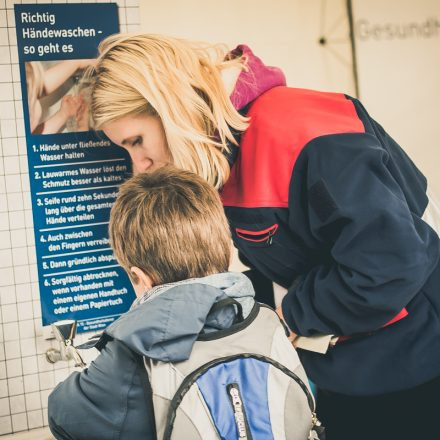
221;87;365;208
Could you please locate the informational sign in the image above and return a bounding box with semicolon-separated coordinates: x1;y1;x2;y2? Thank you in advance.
14;3;136;332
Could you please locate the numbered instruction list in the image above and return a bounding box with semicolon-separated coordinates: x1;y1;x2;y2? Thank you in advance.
32;136;135;332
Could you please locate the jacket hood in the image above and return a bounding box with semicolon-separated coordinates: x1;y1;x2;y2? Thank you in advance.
104;272;255;362
229;44;287;110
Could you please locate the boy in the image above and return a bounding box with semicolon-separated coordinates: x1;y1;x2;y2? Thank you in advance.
48;166;320;439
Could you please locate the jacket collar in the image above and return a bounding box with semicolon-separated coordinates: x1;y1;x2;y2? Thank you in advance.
222;45;286;169
103;272;255;362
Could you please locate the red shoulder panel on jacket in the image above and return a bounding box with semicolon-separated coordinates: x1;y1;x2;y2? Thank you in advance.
221;86;365;208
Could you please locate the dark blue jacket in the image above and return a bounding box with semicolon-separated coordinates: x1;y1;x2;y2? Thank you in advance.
221;85;440;395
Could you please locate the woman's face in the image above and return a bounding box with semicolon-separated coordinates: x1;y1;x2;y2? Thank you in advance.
102;114;171;174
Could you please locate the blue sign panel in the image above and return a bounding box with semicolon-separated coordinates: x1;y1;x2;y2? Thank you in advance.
14;3;136;333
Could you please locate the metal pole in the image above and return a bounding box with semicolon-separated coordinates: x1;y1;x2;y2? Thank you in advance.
346;0;360;98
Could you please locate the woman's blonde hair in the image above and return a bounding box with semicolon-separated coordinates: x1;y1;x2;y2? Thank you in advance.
89;33;249;189
109;166;232;285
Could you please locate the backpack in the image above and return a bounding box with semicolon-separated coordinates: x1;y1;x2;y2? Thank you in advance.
142;300;325;439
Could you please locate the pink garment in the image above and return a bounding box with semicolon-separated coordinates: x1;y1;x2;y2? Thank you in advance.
229;44;287;110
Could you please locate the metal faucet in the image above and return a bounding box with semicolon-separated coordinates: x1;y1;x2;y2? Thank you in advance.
46;320;86;368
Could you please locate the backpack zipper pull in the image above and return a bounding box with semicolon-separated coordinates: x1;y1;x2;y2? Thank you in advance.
309;413;325;439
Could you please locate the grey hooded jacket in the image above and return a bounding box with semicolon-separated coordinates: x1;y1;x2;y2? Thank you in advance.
48;272;255;440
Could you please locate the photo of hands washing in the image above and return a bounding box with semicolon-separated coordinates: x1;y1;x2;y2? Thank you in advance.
25;59;95;135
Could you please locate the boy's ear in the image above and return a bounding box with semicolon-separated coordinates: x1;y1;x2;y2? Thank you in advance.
130;266;154;297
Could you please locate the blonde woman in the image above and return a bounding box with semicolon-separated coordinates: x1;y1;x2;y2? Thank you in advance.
90;33;440;440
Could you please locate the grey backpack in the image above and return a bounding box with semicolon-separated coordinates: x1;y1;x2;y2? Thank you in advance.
143;301;324;439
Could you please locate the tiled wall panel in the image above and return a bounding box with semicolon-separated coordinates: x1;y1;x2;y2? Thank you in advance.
0;0;139;434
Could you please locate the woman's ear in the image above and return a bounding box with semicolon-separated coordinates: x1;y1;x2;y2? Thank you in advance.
130;266;154;298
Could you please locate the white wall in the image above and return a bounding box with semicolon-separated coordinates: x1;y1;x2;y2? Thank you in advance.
140;0;356;95
353;0;440;195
